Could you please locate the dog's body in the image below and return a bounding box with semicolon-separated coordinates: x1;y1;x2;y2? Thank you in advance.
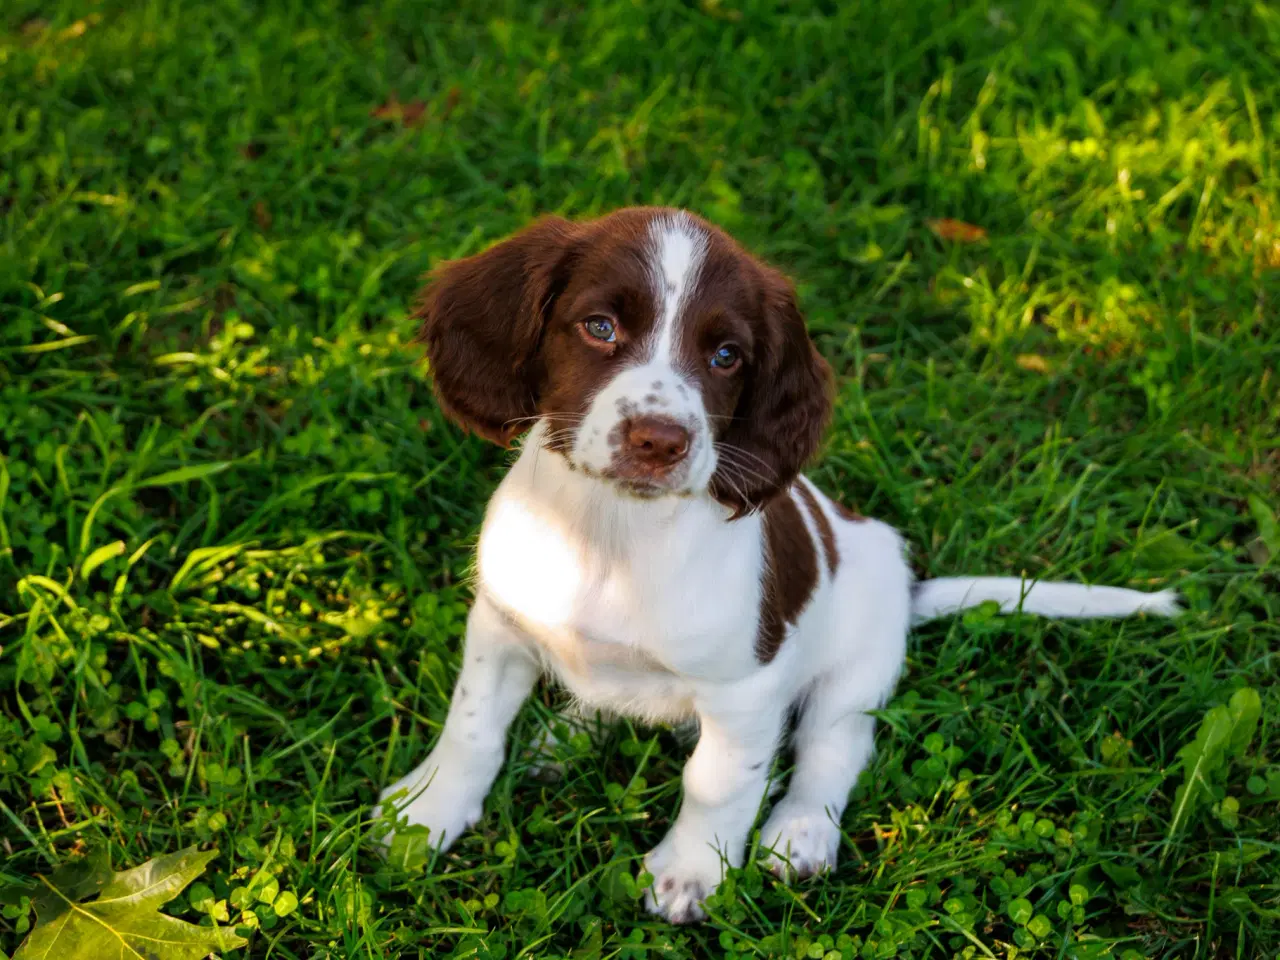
380;208;1178;922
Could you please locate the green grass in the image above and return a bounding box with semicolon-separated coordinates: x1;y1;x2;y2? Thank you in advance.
2;0;1279;957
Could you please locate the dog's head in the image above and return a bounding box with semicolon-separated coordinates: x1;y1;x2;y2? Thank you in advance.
416;207;832;514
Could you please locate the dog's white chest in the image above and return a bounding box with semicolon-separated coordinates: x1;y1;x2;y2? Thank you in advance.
475;468;762;693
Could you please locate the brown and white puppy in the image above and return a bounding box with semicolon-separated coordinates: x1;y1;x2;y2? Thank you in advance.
379;207;1179;923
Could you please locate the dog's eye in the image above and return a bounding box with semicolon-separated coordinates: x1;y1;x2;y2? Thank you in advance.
583;316;617;343
710;344;741;371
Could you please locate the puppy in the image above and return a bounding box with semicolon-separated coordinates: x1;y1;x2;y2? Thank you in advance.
379;207;1179;923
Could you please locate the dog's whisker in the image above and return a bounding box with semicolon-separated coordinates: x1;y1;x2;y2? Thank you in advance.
714;442;776;476
714;460;772;490
714;450;775;485
505;413;587;427
714;446;770;471
541;430;580;447
712;462;753;504
726;472;762;501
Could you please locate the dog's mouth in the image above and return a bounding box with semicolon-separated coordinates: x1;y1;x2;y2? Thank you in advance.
569;460;696;499
609;477;679;499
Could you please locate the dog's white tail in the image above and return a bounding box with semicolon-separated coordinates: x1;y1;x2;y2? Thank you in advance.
910;577;1181;625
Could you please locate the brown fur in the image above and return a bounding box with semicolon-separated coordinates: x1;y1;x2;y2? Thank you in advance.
414;216;583;446
755;491;819;663
794;482;838;575
674;230;834;517
534;212;665;450
832;499;865;523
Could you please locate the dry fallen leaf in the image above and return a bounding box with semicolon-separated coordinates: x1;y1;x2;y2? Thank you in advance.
371;94;428;127
400;101;427;126
926;218;988;244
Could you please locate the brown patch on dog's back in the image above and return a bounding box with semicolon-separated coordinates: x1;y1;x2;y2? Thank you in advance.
832;498;865;523
755;492;818;663
794;482;838;575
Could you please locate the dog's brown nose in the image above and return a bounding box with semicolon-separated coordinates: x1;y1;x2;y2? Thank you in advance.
624;417;690;468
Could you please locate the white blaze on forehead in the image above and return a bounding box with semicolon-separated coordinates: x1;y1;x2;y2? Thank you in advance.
646;213;708;366
567;212;719;493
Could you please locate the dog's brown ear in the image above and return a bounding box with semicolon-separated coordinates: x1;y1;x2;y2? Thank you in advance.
711;266;833;515
416;217;580;445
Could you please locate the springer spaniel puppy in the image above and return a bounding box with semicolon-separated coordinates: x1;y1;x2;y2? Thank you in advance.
379;207;1178;923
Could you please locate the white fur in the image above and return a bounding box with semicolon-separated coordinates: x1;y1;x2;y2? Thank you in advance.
380;215;1180;923
378;423;1177;920
911;577;1182;623
646;212;708;366
381;432;916;921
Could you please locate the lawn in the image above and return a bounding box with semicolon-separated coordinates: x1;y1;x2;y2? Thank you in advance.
2;0;1279;957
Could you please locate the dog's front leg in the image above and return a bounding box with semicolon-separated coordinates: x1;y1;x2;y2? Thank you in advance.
644;701;783;923
379;593;539;852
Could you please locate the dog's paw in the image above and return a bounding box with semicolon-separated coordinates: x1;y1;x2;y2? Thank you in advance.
377;761;484;853
642;836;725;924
759;804;841;881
